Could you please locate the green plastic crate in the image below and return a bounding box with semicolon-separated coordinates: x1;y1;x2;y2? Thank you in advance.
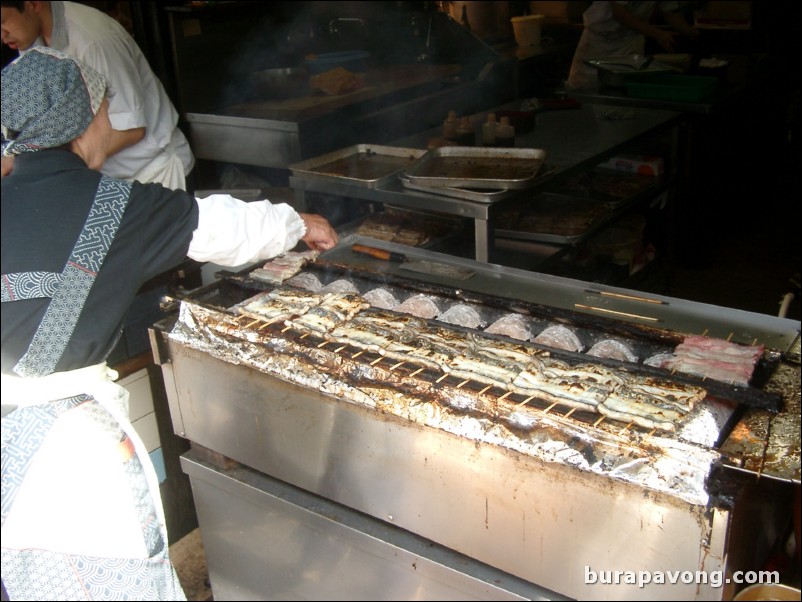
625;74;717;102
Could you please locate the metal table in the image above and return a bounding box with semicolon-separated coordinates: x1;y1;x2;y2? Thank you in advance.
290;103;683;262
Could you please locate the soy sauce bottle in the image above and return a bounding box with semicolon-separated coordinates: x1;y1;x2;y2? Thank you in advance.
495;116;515;147
455;116;475;146
482;112;497;146
442;110;459;141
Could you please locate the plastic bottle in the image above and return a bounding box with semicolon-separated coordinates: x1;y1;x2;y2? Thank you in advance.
495;116;515;147
455;116;475;146
442;110;459;141
482;112;497;146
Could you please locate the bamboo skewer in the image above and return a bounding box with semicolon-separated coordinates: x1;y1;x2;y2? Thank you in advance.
516;395;536;408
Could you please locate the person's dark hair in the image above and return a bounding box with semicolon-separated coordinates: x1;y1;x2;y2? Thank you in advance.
0;2;27;10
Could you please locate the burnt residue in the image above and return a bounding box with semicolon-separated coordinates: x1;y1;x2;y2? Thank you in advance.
171;300;727;505
207;262;784;413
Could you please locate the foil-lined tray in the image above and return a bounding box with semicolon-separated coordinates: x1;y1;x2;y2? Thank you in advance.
289;145;426;189
402;147;547;190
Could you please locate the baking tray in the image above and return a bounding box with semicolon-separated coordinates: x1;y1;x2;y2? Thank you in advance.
402;147;547;190
555;168;661;208
398;163;559;204
340;205;467;248
494;192;612;244
289;145;426;189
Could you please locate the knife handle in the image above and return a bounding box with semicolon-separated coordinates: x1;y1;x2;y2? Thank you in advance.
352;244;404;262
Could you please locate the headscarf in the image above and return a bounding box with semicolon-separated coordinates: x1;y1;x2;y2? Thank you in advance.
1;46;107;156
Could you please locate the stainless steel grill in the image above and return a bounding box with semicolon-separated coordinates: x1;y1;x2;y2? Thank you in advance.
152;246;800;601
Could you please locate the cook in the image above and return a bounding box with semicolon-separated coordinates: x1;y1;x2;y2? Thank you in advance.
0;47;338;601
567;1;699;90
0;0;195;190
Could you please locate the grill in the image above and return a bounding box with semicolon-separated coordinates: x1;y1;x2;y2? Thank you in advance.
152;245;800;600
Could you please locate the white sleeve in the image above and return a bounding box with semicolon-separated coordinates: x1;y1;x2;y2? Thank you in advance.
188;195;307;266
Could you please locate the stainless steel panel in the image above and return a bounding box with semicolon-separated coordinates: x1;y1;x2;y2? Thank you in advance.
316;241;802;352
181;452;561;601
185;113;302;169
159;337;731;600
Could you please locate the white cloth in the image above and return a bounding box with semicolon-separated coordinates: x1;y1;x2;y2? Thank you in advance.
189;195;307;266
1;363;168;559
567;1;680;90
47;1;194;186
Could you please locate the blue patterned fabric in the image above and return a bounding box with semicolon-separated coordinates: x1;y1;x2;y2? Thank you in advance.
1;272;62;302
1;46;106;156
10;176;131;377
1;395;89;524
2;397;186;601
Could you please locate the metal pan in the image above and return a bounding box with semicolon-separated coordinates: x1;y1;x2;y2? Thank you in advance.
399;163;559;203
399;174;519;203
290;145;426;189
402;147;547;190
494;192;611;244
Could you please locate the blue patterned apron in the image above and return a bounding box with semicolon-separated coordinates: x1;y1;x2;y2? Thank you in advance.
1;176;186;600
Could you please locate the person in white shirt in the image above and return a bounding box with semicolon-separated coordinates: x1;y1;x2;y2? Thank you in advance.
567;1;699;90
1;0;195;189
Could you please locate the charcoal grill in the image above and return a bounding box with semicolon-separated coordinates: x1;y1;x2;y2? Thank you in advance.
151;242;800;600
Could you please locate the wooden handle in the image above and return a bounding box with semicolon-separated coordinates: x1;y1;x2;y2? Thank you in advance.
351;244;404;262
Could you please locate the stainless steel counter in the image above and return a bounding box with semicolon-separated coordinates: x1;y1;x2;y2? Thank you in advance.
291;103;682;262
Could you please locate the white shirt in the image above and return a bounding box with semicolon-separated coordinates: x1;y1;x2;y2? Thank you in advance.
48;1;194;186
189;196;306;266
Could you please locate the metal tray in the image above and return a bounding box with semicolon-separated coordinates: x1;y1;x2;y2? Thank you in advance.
495;192;611;244
588;168;662;208
339;205;467;249
289;145;426;189
399;175;519;203
553;168;660;209
398;163;559;204
402;147;547;190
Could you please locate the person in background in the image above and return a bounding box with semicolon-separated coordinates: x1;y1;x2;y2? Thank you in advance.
1;47;338;601
0;0;195;189
567;1;700;90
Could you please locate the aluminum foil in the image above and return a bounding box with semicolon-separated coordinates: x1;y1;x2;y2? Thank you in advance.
169;301;724;506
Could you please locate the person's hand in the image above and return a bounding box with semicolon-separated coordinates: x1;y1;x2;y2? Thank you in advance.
653;29;678;52
1;156;15;178
299;213;339;251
